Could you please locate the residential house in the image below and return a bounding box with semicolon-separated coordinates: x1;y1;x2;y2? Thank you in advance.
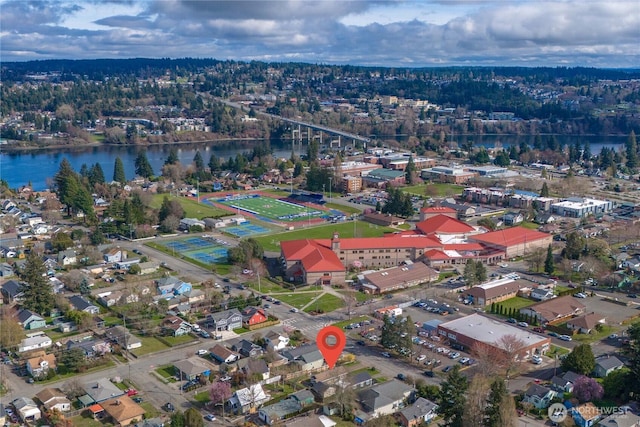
258;398;302;425
82;378;125;403
241;306;268;327
238;358;270;381
35;388;72;412
0;262;15;277
1;279;24;303
210;344;238;364
19;334;53;353
207;309;243;332
520;295;586;324
54;318;77;333
567;312;606;334
137;261;159;275
68;295;100;314
104;248;126;263
264;331;289;351
162;316;191;336
312;366;348;385
290;390;315;407
522;384;556;409
101;396;146;427
232;339;264;358
174;357;214;381
594;356;625;378
503;211;524;226
310;382;336;402
622;257;640;272
598;411;640;427
98;291;123;307
397;397;439;427
66;338;111;358
15;308;46;330
12;397;41;423
349;372;374;389
530;288;556;302
572;402;601;427
358;380;414;417
57;249;77;266
282;344;325;372
183;289;205;304
285;415;336;427
105;326;142;350
550;371;580;393
228;383;270;414
26;353;56;378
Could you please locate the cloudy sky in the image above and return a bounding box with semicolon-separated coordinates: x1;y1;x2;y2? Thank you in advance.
1;0;638;67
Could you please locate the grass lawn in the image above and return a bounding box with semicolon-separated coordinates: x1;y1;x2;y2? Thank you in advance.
246;278;288;293
573;324;616;344
70;413;111;427
402;183;464;197
338;290;371;302
304;293;344;314
131;336;170;356
324;202;362;215
216;195;325;222
194;391;211;403
233;327;250;334
150;194;229;219
260;189;292;197
496;296;535;312
155;365;176;379
140;402;160;418
162;334;197;346
255;221;394;252
333;316;371;329
276;291;322;309
37;360;116;385
548;345;570;358
519;221;540;230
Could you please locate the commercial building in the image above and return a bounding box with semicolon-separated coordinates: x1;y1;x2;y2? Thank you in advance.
465;165;508;176
421;166;476;184
470;227;553;258
359;262;438;294
341;175;362;193
520;295;586;324
361;169;406;188
464;277;528;306
437;313;551;358
551;197;614;218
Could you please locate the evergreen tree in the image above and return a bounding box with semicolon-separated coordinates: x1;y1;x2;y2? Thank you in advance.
55;158;79;215
208;154;220;172
184;408;204;427
626;131;638;170
113;157;126;183
307;139;319;163
484;377;517;427
89;163;105;186
562;344;596;375
134;150;154;178
540;182;550;197
583;142;591;161
165;148;179;166
544;245;554;275
193;150;205;172
405;155;416;184
437;365;468;427
21;252;54;315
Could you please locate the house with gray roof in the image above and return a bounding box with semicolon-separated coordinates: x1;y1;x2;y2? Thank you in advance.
357;379;414;417
594;355;625;378
228;383;269;414
174;357;214;381
68;295;100;314
397;397;438;427
258;398;302;425
207;309;242;332
523;384;556;409
82;378;124;403
598;411;640;427
238;358;270;381
15;308;46;330
1;279;24;303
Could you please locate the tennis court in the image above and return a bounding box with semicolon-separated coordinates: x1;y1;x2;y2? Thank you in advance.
224;221;270;238
159;237;228;264
217;194;324;222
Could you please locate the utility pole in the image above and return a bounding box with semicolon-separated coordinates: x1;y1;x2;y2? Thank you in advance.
197;179;200;204
329;177;332;201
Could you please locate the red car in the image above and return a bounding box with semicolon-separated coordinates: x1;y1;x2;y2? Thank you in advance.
126;389;138;396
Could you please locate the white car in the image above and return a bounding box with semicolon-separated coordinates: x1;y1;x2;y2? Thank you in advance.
559;335;573;341
459;357;470;364
574;293;587;299
196;349;208;356
290;308;299;313
416;355;426;362
532;355;543;364
381;352;391;358
449;352;461;359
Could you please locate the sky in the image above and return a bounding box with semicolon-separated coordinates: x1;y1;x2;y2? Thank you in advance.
1;0;639;68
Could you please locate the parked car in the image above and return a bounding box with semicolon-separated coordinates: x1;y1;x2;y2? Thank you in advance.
423;370;435;377
442;366;453;373
517;322;529;328
531;355;543;365
204;414;216;421
459;357;470;364
559;335;573;341
164;403;175;412
200;330;211;339
196;349;208;356
574;292;587;299
507;318;517;324
533;327;545;333
126;389;138;396
132;397;143;403
290;308;299;313
397;373;406;381
381;352;391;358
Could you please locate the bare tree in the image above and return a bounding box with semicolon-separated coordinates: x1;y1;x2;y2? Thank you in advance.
471;342;505;377
525;247;546;273
496;334;526;379
462;375;491;427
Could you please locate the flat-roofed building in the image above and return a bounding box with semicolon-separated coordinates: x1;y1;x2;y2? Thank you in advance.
466;165;508;176
470;227;552;258
437;313;551;358
339;161;383;177
421;166;476;184
341;175;362;193
551;197;614;218
464;277;528;306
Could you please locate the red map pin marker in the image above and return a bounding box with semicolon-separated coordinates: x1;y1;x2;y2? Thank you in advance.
316;326;346;369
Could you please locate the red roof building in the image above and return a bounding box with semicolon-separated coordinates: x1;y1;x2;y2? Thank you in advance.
415;214;477;236
469;227;553;258
419;206;457;221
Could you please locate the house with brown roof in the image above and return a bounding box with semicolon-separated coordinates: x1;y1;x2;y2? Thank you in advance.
35;388;71;412
566;312;606;334
362;212;405;227
359;262;437;294
465;277;527;306
26;353;56;378
210;344;238;364
101;396;146;426
470;227;553;258
162;315;191;336
520;295;586;324
419;206;457;221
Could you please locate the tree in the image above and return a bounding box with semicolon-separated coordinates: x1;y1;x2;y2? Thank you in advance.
184;408;204;427
59;347;86;374
21;252;54;315
208;154;220;173
561;344;595;375
113;157;126;183
134;150;154;178
540;182;550;197
462;375;490;427
209;381;232;416
51;232;74;252
477;217;497;231
160;215;180;233
563;231;585;260
602;368;631;400
484;377;517;427
165;148;179;166
544;245;555;275
495;334;526;379
0;306;24;349
193;150;205;172
405;155;416;184
437;365;468;427
572;375;604;403
525;247;546;272
626;130;638;170
159;196;185;222
170;410;185;427
464;260;486;286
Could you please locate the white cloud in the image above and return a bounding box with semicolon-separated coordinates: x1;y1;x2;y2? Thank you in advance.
1;0;638;67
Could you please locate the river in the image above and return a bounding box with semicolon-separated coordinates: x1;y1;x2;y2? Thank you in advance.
0;135;627;190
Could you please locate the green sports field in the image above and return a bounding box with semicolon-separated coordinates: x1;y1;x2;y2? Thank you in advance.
215;195;324;222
